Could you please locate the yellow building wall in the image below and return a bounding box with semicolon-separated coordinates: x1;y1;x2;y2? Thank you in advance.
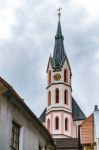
85;146;94;150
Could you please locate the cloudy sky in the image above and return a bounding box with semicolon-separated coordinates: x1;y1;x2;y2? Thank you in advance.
0;0;99;117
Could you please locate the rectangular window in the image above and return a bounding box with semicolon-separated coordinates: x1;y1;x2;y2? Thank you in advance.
39;145;42;150
11;121;20;150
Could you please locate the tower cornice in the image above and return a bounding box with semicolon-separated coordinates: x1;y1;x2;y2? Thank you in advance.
46;82;72;91
46;107;72;115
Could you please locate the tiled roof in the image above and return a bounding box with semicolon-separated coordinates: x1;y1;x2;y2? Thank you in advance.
39;97;86;122
55;138;78;149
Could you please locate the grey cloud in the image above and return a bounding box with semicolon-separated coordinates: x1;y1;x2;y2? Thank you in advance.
0;0;99;116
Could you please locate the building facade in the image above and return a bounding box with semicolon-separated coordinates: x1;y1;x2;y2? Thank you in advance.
40;14;86;140
80;105;99;150
0;77;56;150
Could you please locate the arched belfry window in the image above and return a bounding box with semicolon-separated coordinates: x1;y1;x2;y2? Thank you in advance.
55;117;59;130
64;89;68;104
55;88;59;103
48;91;51;106
47;119;50;132
48;70;51;85
65;118;68;131
64;69;68;83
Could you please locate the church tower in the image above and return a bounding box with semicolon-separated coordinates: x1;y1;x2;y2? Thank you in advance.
46;11;73;138
39;10;86;139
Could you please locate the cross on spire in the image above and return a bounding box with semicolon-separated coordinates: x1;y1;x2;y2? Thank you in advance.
57;7;62;20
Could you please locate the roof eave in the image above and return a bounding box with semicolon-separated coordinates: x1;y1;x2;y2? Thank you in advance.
0;77;55;145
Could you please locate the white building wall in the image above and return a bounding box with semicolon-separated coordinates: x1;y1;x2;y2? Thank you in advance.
0;95;50;150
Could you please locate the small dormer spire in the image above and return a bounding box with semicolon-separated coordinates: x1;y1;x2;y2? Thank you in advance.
94;105;99;111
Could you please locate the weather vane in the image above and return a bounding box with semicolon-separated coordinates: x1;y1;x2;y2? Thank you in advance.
57;7;62;20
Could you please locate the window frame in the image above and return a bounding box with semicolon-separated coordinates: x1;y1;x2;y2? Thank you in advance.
11;121;20;150
64;69;68;83
65;118;68;131
55;116;59;130
47;119;50;132
48;91;51;106
55;88;59;103
48;70;51;85
64;89;68;105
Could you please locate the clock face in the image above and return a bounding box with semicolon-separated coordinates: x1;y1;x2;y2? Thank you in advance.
54;74;61;81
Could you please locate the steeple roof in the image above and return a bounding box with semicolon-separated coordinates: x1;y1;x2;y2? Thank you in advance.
50;12;71;71
52;19;66;69
47;13;71;73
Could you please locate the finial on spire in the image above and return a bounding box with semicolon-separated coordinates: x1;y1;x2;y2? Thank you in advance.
57;7;62;21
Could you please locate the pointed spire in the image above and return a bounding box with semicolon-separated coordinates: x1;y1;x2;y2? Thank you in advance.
55;20;63;40
55;8;62;39
52;8;66;69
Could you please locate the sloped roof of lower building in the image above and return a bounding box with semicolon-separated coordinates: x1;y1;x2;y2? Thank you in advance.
39;97;86;122
55;138;78;149
0;76;55;146
72;98;86;121
39;108;46;122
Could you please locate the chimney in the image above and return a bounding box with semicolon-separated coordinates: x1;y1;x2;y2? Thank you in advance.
94;105;99;111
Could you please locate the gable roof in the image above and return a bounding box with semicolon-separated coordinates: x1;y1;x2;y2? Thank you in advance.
0;76;55;146
39;97;86;122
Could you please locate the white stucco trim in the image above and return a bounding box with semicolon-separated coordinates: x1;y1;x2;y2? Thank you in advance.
19;126;24;150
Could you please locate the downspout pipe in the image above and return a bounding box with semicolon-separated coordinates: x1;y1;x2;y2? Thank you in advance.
78;125;82;150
